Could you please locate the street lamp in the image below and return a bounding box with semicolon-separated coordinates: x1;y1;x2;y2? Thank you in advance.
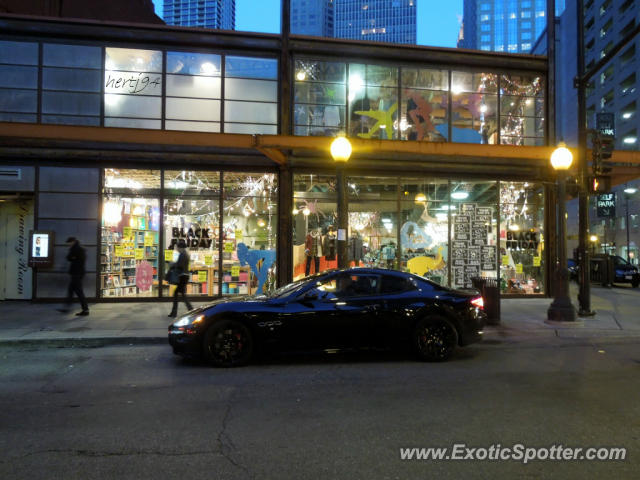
624;186;637;264
589;234;598;255
548;143;578;322
331;136;352;269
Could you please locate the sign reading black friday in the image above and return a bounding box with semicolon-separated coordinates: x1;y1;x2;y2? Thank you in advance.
169;227;214;249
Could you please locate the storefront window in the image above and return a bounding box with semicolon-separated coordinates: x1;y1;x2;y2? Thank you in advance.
449;180;498;289
222;173;278;295
101;169;161;297
500;181;545;294
401;179;450;285
292;174;338;280
348;176;399;270
163;171;220;297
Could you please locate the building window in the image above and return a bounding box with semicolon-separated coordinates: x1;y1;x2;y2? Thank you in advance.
0;40;38;123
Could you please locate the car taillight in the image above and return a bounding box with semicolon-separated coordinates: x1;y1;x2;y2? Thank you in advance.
471;296;484;309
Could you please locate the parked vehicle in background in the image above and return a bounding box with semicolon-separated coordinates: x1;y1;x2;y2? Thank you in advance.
611;256;640;287
168;268;486;366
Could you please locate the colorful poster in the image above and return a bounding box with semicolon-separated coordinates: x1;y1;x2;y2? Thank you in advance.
164;250;174;262
231;266;240;277
135;248;144;260
136;260;153;292
198;271;207;282
533;257;541;267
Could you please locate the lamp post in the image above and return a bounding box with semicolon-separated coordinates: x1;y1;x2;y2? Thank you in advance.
331;137;352;269
589;234;598;255
624;186;637;264
548;143;578;322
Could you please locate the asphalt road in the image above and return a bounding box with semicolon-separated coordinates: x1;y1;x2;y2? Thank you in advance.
0;340;638;479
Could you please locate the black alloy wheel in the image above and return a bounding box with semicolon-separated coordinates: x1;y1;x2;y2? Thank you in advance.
413;315;459;362
203;320;253;367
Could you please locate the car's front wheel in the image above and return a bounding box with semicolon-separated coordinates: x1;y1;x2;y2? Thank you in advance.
203;320;253;367
413;315;458;362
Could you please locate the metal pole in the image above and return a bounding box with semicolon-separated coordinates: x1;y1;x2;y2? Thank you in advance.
626;192;631;263
547;170;577;322
575;0;594;316
336;165;348;269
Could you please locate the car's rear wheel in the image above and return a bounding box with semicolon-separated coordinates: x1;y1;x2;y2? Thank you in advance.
203;320;253;367
413;315;458;362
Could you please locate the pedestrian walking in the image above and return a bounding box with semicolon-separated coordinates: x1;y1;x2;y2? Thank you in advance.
168;239;193;318
57;237;89;316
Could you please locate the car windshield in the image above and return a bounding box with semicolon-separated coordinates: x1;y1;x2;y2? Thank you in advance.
267;277;315;299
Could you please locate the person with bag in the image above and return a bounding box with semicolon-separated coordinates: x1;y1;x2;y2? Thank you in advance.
57;237;89;316
168;240;193;318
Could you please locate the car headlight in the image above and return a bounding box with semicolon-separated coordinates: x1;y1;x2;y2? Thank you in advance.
173;313;205;327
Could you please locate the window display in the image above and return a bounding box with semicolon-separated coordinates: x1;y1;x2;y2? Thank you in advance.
500;181;545;294
222;172;278;295
293;174;338;280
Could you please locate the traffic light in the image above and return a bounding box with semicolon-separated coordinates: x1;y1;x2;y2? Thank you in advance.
589;175;611;193
591;132;602;174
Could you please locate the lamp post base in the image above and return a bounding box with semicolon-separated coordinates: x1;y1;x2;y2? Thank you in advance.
547;296;578;322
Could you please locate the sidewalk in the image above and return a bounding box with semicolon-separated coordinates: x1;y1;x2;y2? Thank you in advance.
1;285;639;347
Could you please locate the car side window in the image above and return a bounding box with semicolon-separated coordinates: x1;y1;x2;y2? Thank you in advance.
380;275;416;294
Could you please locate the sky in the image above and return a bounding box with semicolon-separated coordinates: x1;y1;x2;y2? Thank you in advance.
151;0;463;49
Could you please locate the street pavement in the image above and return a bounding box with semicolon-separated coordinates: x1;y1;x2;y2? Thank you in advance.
0;283;639;348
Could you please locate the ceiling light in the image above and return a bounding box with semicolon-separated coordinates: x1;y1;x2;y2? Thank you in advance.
451;191;469;200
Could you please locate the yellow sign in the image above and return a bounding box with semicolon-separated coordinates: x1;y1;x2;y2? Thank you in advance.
114;245;123;257
198;271;207;282
123;227;132;238
515;263;523;274
135;248;144;260
224;242;234;253
204;254;213;266
533;256;541;267
235;229;243;240
165;250;174;262
144;233;154;246
231;266;240;277
501;255;510;265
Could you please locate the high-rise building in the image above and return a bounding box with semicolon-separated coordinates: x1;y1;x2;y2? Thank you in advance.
291;0;335;37
162;0;235;30
459;0;550;53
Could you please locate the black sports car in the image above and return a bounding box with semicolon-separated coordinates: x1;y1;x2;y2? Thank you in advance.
168;268;486;366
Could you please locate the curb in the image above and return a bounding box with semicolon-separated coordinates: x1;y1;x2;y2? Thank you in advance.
0;336;168;348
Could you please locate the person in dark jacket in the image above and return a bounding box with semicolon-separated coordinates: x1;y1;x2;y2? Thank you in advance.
168;239;193;318
57;237;89;315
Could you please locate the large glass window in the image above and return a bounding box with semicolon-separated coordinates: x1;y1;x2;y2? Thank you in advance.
500;74;546;146
222;172;278;295
104;48;163;129
449;181;498;289
401;68;449;141
101;169;161;298
500;181;545;294
451;72;499;144
165;52;221;132
0;40;38;123
42;43;102;126
292;174;338;280
401;179;450;285
163;171;220;297
224;56;278;134
348;64;399;140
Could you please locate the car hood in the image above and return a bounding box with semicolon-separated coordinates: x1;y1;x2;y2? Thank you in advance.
192;295;269;314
